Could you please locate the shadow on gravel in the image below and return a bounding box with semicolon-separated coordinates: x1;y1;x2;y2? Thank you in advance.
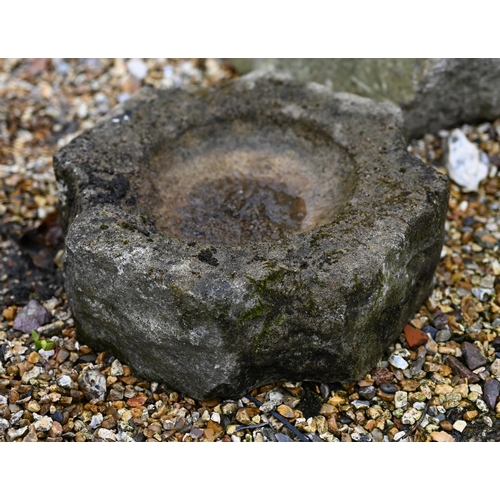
1;211;64;306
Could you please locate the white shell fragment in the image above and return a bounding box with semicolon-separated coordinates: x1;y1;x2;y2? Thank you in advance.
446;129;489;192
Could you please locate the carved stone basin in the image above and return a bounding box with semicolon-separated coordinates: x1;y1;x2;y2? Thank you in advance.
54;74;449;400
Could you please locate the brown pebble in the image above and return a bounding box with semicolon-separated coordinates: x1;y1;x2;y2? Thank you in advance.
445;356;480;383
27;352;41;364
199;398;220;407
17;361;34;377
371;367;394;385
320;403;335;417
400;379;420;392
377;390;395;402
22;425;38;442
440;420;453;431
431;430;454;442
9;390;19;404
49;421;63;437
70;390;84;402
203;428;215;442
277;404;295;419
55;348;70;364
327;415;338;432
127;394;147;407
404;324;428;349
463;410;478;421
101;417;117;430
364;419;377;432
75;431;86;442
2;306;17;320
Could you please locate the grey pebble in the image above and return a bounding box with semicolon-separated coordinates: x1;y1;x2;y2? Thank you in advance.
10;410;24;426
7;426;28;441
276;432;295;442
57;375;75;389
388;354;409;370
435;328;451;342
190;427;204;439
358;385;376;400
380;383;398;394
483;379;500;410
371;428;384;442
352;400;370;409
320;383;330;399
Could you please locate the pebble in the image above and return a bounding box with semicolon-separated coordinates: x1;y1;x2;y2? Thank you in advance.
358;385;376;400
422;325;438;339
110;359;124;377
277;404;295;419
388;354;409;370
57;375;75;389
435;328;451;342
12;300;51;334
7;426;28;441
430;430;454;442
446;356;480;383
445;128;489;191
89;413;104;429
452;420;467;432
21;366;41;384
490;359;500;377
127;59;148;80
394;391;408;409
483;379;500;410
461;342;487;370
320;383;330;399
96;428;117;441
190;427;204;439
404;324;428;349
351;400;370;409
34;416;53;432
380;383;398;394
78;368;107;401
371;428;384;442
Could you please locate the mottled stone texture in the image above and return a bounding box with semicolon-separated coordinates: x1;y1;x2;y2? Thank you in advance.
230;59;500;139
54;74;449;400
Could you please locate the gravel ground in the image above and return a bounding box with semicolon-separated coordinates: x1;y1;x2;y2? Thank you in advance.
1;58;500;442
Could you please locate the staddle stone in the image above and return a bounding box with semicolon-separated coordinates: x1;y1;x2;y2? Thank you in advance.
54;74;449;400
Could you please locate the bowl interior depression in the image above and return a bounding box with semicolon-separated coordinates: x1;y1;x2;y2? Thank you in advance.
135;118;357;246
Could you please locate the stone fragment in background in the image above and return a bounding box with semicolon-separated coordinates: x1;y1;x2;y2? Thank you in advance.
229;58;500;139
445;129;489;192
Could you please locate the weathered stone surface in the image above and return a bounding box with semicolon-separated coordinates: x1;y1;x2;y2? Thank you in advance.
54;74;449;400
229;59;500;138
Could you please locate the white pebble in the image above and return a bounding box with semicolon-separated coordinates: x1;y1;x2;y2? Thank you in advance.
445;129;489;192
452;420;467;432
127;59;148;80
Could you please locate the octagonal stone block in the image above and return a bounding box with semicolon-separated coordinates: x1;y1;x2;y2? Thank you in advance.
54;74;449;400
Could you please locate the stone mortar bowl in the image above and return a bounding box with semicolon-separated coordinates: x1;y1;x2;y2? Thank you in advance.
54;73;450;400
